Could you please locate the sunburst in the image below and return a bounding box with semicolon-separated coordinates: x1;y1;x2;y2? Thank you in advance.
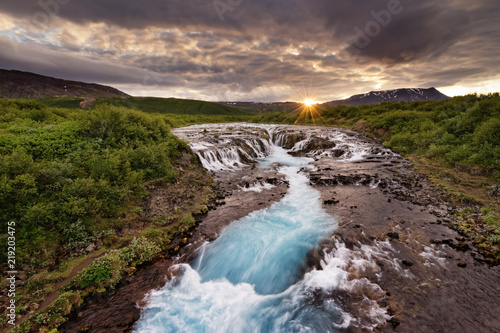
303;99;316;107
288;96;325;125
286;79;326;125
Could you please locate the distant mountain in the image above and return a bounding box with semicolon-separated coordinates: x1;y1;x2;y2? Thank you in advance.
217;88;450;113
0;69;129;99
321;88;450;107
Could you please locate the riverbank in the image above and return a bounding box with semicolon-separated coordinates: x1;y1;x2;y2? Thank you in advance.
304;143;500;332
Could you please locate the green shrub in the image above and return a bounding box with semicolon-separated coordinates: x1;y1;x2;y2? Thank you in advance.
78;104;170;147
75;250;124;289
474;118;500;146
62;220;96;250
121;237;161;266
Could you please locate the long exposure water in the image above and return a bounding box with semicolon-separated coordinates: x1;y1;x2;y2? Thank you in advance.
135;145;347;332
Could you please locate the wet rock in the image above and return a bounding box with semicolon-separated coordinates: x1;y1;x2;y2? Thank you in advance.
402;260;414;267
387;232;400;240
487;185;500;197
273;132;306;149
266;177;279;185
388;317;401;329
331;149;345;157
323;199;340;205
300;137;336;151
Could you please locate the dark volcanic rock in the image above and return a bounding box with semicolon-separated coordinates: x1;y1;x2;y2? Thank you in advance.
290;137;336;155
387;232;400;240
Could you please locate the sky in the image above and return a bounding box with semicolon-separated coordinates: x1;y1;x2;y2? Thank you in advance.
0;0;499;102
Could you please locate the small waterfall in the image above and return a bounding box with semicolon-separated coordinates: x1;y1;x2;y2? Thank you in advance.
197;147;247;171
174;124;401;173
190;131;273;172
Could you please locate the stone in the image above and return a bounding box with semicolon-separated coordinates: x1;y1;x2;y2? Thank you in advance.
323;199;339;205
455;242;470;252
85;243;96;252
402;260;414;267
387;232;399;240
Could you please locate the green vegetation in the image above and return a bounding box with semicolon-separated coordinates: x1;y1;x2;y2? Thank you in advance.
34;96;258;126
92;96;257;116
0;98;225;332
0;100;185;267
36;97;84;109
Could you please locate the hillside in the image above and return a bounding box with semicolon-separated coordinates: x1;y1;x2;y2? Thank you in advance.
322;87;449;107
0;69;129;99
0;99;220;332
94;96;257;116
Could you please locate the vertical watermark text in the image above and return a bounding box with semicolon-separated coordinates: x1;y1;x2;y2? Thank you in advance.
6;221;17;326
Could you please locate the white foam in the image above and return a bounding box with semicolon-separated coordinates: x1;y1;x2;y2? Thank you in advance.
240;182;276;193
420;245;448;268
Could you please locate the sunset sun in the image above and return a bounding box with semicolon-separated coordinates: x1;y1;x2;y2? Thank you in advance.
303;99;316;107
290;96;325;125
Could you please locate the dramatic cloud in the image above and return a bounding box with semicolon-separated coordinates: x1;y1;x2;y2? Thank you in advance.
0;0;498;101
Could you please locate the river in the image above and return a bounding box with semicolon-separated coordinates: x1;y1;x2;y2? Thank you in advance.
134;141;387;332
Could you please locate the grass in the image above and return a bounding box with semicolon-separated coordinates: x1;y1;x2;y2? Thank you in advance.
36;97;83;109
92;96;257;116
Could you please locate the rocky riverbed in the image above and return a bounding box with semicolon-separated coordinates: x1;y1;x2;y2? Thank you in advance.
62;123;500;333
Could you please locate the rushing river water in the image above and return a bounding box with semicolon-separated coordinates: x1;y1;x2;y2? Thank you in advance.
134;145;351;332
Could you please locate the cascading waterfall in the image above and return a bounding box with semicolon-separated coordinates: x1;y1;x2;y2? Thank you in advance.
194;137;273;172
183;124;398;172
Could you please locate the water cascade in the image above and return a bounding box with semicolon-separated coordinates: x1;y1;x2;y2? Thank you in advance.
135;124;395;332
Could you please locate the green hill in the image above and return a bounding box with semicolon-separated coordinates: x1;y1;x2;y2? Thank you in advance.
93;96;257;116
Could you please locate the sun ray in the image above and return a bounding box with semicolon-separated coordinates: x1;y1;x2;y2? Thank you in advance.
285;77;327;126
293;101;326;125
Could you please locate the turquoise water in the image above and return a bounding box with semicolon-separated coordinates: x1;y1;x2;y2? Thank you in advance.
135;146;343;332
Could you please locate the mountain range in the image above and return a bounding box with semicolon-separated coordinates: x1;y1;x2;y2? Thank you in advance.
320;87;450;107
0;69;450;110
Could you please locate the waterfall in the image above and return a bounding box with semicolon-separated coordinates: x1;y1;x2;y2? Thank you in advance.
173;124;400;173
